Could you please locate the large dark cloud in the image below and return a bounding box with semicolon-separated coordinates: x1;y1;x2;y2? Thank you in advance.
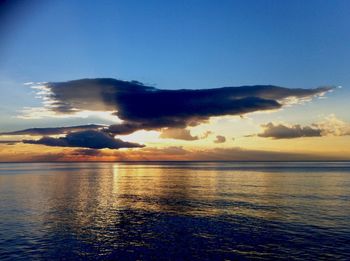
257;123;322;139
36;78;332;134
0;124;104;136
23;130;144;149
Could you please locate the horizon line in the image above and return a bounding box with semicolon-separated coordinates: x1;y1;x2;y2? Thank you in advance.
1;160;350;164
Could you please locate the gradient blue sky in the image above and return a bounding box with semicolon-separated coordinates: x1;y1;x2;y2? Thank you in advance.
0;0;349;131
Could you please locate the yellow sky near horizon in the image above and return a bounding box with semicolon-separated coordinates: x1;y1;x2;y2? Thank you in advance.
1;116;350;162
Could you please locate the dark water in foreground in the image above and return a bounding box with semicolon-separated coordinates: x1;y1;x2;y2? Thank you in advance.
0;162;349;260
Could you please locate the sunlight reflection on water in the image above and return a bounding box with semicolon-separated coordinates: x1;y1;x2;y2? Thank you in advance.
0;162;350;260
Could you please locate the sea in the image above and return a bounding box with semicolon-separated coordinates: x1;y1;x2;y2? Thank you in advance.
0;162;349;260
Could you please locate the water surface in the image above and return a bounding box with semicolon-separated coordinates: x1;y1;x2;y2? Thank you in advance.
0;162;349;260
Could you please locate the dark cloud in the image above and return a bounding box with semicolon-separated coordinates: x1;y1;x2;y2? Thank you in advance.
0;140;18;145
33;78;332;134
159;128;198;141
257;123;322;139
23;130;144;149
0;124;104;136
214;135;226;143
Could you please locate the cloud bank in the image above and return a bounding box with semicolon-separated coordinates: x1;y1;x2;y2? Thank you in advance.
1;146;345;162
255;115;350;139
1;78;333;150
258;123;322;139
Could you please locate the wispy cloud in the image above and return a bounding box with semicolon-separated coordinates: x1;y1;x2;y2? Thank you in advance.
316;114;350;136
0;124;105;136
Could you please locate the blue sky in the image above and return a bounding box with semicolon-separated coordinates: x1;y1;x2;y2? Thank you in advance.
0;0;349;131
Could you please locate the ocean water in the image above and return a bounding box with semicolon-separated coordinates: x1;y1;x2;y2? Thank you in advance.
0;162;349;260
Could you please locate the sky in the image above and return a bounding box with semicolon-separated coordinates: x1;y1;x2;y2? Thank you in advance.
0;0;350;161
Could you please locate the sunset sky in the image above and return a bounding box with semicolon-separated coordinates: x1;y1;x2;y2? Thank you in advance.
1;0;350;161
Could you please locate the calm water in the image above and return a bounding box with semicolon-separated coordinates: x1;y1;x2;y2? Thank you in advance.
0;162;349;260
